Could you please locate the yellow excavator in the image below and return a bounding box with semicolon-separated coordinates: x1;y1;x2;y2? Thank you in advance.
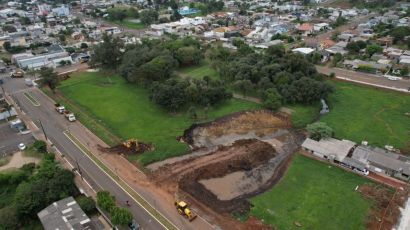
175;201;197;221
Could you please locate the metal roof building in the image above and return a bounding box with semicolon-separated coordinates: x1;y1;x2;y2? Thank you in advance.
37;196;94;230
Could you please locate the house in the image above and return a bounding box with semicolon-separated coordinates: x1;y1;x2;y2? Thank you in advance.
37;197;94;230
313;23;330;32
326;41;348;55
343;59;390;72
352;146;410;181
16;45;72;69
52;5;70;17
297;23;314;36
301;138;356;162
303;137;410;182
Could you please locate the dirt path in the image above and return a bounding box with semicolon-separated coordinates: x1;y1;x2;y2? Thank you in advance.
0;151;40;171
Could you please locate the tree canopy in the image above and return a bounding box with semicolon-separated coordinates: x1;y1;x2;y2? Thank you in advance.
89;33;123;70
306;122;333;141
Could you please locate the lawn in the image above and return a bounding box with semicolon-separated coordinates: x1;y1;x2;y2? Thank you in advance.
178;62;220;80
250;154;375;230
58;72;262;165
288;103;320;129
321;81;410;150
110;19;145;30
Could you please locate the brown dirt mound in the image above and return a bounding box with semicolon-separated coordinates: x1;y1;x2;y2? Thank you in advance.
153;139;291;214
181;110;291;146
99;139;154;155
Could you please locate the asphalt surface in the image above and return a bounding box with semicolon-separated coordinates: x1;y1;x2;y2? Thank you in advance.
0;122;35;157
316;66;410;92
1;74;167;230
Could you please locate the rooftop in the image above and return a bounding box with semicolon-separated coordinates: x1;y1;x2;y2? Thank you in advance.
302;138;356;162
37;196;94;230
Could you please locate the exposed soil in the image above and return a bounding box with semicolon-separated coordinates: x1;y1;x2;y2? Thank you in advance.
0;151;40;171
148;110;302;229
359;184;410;230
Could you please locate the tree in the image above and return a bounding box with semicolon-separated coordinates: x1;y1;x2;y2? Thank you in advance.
187;106;197;120
2;25;17;33
365;44;382;57
33;140;47;153
306;122;333;141
111;207;133;226
140;9;158;25
38;67;59;93
76;196;96;215
89;33;123;70
97;191;116;213
108;8;127;22
261;88;282;111
390;26;410;43
20;17;31;25
175;46;202;66
0;205;19;229
80;43;88;49
233;79;253;96
150;79;188;112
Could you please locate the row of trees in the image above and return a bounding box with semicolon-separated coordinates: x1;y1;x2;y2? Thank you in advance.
207;44;333;107
150;78;232;111
97;191;133;226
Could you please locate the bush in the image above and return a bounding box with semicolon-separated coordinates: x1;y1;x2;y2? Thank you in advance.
306;122;333;141
111;207;133;226
97;191;116;213
76;196;96;215
33;140;47;153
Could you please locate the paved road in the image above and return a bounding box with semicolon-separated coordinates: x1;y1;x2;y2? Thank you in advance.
316;65;410;92
1;75;167;230
0;122;35;157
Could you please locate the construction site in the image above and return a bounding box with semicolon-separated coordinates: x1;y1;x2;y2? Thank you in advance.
148;110;303;222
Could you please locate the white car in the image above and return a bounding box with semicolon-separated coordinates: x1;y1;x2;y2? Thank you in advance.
18;143;26;150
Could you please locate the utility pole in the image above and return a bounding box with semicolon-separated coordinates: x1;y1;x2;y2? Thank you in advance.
38;119;48;140
76;159;83;180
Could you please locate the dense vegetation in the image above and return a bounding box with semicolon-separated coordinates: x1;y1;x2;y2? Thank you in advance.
207;43;333;106
0;152;78;229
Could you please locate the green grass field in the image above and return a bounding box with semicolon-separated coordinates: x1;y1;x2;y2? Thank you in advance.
288;104;320;128
250;154;375;230
109;19;145;30
58;72;262;165
178;62;220;80
321;81;410;150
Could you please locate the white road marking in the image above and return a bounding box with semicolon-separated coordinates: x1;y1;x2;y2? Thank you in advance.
63;130;178;230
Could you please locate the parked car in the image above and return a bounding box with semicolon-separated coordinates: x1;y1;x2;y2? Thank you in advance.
18;143;26;150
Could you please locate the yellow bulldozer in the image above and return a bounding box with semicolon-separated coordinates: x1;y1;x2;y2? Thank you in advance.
175;201;197;221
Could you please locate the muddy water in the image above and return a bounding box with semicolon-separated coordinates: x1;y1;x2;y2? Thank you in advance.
199;157;282;200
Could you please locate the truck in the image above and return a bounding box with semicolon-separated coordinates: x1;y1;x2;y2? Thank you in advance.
64;111;76;122
55;103;66;114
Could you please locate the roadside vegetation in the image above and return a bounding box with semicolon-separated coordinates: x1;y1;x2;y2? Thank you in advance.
250;154;376;230
0;145;78;229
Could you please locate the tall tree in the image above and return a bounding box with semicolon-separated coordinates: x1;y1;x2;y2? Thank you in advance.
38;67;60;93
89;33;123;70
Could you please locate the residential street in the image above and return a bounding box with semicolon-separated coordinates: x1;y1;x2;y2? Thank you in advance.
316;65;410;93
1;75;168;230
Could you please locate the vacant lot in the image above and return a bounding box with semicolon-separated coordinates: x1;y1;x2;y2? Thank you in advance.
58;72;261;165
250;154;374;230
321;81;410;151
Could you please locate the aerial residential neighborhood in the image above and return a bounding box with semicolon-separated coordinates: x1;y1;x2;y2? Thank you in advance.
0;0;409;230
